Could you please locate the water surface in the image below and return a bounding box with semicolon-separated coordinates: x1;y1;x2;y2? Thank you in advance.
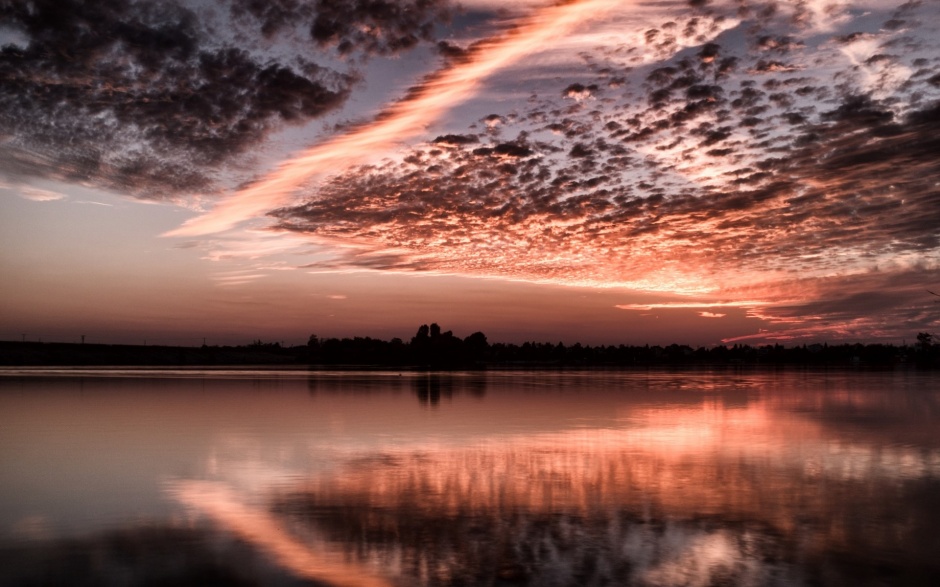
1;368;939;586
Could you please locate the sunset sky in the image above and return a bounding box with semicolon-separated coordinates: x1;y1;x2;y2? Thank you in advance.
1;0;939;346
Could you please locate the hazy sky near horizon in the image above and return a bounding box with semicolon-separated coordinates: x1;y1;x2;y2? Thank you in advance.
1;0;939;346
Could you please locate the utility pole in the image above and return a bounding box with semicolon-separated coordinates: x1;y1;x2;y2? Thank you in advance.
81;334;85;344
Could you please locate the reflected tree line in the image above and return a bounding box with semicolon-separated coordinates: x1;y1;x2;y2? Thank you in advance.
306;371;488;406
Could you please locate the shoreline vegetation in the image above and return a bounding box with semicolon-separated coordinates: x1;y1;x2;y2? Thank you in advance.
1;325;937;368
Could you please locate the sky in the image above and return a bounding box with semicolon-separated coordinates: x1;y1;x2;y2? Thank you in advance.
1;0;939;347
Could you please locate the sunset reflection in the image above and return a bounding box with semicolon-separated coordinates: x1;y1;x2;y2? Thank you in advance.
171;481;393;587
164;372;940;586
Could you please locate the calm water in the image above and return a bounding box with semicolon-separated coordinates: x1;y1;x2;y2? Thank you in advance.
1;368;939;586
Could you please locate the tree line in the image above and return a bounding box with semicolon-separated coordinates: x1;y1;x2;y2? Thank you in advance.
2;325;936;367
300;324;938;368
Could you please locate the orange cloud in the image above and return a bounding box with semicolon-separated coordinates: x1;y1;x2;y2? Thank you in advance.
614;301;773;312
699;311;727;318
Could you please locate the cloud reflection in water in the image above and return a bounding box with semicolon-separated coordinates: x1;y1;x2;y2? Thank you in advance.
174;373;940;586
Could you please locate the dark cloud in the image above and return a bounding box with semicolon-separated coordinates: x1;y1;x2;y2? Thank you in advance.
227;0;451;55
698;42;720;64
569;143;593;158
229;0;313;38
695;96;940;266
0;0;451;199
563;83;598;100
436;40;469;62
821;95;893;126
307;0;450;55
432;134;479;146
492;142;534;158
483;114;506;126
751;60;800;73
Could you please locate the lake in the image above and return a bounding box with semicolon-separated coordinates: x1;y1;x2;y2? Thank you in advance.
1;368;939;586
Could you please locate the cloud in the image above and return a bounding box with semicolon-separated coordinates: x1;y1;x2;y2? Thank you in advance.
164;0;626;236
433;134;480;146
229;0;451;55
6;0;940;343
563;83;597;100
171;481;396;587
212;271;267;287
308;0;450;55
268;89;940;290
18;186;66;202
715;264;940;343
0;0;453;199
615;302;770;312
254;0;940;341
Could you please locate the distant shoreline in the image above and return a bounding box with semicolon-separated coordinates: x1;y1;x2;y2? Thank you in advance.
1;338;935;369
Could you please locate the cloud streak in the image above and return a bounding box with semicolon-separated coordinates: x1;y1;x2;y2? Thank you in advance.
171;481;394;587
17;186;66;202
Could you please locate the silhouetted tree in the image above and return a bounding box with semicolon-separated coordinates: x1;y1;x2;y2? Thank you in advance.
917;332;932;347
412;324;430;345
463;332;489;361
915;332;937;367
